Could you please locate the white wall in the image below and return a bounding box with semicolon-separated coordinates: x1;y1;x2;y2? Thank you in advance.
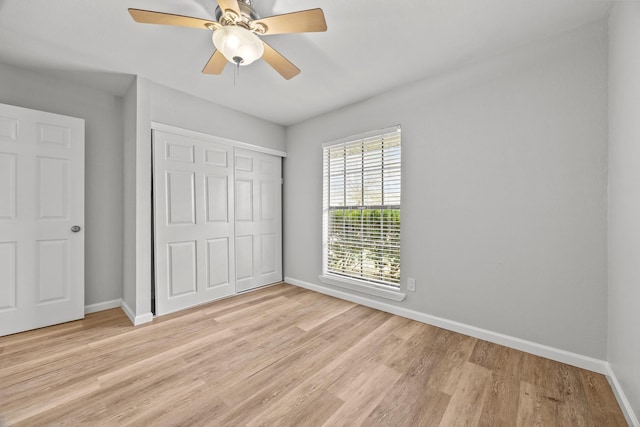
151;82;286;152
122;77;138;314
0;62;124;307
284;21;608;359
608;2;640;422
122;76;153;323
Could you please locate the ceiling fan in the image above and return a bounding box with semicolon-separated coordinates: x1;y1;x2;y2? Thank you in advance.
128;0;327;80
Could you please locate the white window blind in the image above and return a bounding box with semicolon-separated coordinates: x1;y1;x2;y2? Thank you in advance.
322;126;401;289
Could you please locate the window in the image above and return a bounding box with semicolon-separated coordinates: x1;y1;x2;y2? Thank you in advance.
321;126;401;296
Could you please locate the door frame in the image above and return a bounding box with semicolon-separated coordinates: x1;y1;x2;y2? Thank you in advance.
152;123;287;159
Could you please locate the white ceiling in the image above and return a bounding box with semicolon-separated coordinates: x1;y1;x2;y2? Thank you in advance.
0;0;612;126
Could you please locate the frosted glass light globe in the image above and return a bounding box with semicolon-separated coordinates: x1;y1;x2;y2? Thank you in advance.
212;26;264;66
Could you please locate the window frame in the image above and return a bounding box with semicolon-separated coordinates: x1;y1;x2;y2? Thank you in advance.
320;126;405;301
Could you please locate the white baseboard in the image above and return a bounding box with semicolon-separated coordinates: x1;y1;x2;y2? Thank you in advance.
85;298;122;314
285;276;608;375
134;312;154;325
605;363;640;427
120;300;154;326
120;300;135;324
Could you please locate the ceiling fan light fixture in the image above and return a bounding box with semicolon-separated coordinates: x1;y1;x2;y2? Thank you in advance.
129;2;327;80
212;26;264;66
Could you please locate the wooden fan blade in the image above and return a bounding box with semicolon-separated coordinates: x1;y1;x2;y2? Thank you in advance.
202;50;227;74
216;0;241;17
261;41;300;80
128;9;215;30
254;9;327;35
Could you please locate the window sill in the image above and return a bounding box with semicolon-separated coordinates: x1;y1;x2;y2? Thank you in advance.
318;275;406;302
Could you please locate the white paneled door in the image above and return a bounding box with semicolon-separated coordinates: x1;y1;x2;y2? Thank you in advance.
235;148;282;292
153;130;236;315
0;103;85;336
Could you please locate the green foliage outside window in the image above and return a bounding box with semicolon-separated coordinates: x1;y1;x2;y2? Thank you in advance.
327;208;400;286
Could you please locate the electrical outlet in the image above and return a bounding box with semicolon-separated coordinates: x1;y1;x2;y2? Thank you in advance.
407;278;416;292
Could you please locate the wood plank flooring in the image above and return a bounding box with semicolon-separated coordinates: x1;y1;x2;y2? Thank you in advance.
0;283;627;426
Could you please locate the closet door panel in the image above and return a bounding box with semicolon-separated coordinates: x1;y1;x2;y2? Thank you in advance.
234;148;282;292
153;130;235;315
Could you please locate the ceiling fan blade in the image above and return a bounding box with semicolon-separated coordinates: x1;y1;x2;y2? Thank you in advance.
202;50;227;74
128;9;215;30
216;0;242;17
254;9;327;35
261;41;300;80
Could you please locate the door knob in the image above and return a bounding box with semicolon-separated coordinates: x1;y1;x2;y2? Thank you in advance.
71;225;81;233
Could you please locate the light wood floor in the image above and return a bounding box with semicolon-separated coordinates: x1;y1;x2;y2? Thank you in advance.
0;283;627;426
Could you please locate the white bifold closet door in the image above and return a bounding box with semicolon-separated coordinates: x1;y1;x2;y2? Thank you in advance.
0;103;85;336
234;148;282;292
153;130;236;316
153;130;282;316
